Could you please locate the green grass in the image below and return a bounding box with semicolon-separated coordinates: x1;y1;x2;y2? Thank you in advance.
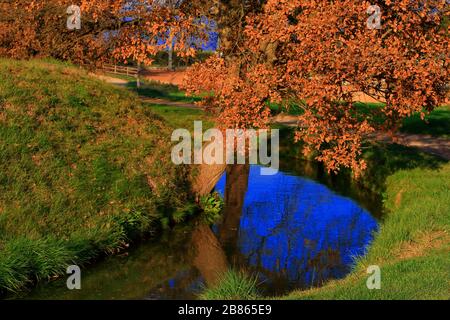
271;100;450;138
353;102;450;138
0;59;193;294
199;270;260;300
146;104;213;131
400;106;450;138
101;71;201;104
268;100;305;116
283;160;450;300
128;80;201;104
360;143;447;194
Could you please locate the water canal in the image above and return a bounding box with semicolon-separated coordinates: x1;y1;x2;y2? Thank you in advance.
23;158;382;299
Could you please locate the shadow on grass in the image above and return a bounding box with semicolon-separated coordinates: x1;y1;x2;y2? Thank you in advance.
125;80;201;103
361;142;447;194
354;103;450;138
145;104;213;130
400;107;450;138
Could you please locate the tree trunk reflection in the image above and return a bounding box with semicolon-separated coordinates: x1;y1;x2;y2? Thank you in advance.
191;164;249;287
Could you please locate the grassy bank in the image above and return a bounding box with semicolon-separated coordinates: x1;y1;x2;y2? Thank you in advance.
0;59;192;294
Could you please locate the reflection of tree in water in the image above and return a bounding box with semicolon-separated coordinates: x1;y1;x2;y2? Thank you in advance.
219;165;250;256
191;224;228;287
214;165;378;293
190;164;250;287
150;163;378;297
149;165;251;296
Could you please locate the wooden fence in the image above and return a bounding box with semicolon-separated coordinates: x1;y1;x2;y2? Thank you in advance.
101;64;140;77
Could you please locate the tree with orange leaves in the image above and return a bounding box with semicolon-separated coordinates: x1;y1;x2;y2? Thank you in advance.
183;0;449;174
0;0;209;65
1;0;448;173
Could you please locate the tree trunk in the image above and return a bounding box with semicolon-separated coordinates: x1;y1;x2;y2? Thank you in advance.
168;41;174;71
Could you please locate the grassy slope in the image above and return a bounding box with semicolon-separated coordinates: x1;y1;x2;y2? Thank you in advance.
284;160;450;300
146;105;213;131
0;59;191;294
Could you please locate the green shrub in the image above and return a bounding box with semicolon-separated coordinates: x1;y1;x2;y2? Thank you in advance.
199;192;224;225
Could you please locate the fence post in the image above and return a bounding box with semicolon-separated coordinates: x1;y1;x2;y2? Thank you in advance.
136;63;141;89
114;65;117;74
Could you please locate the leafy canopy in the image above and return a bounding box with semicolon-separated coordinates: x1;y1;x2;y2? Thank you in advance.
1;0;448;173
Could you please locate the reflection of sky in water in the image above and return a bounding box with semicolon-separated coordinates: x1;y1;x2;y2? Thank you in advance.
215;165;378;287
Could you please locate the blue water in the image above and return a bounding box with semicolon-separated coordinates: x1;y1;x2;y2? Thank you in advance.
213;165;378;291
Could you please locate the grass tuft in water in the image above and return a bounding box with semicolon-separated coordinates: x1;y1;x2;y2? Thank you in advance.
199;270;260;300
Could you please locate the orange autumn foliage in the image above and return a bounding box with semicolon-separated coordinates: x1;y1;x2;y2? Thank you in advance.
1;0;449;173
183;0;449;174
0;0;209;65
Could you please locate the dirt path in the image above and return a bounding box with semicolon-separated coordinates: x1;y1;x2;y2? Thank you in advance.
94;73;450;161
272;114;450;160
90;73;129;86
373;132;450;160
139;97;199;109
141;69;186;86
92;72;199;109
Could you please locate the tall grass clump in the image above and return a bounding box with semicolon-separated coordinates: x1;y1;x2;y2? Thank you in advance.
199;270;260;300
